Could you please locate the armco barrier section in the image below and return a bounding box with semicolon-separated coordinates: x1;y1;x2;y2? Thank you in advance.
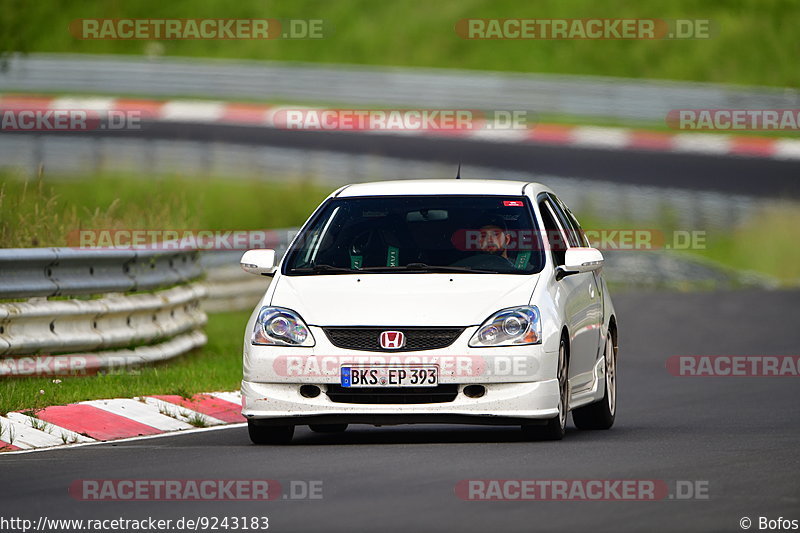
0;248;202;299
0;284;206;356
0;231;296;374
0;247;205;374
0;330;207;378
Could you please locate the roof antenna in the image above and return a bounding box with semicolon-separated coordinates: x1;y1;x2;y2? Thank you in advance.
455;161;461;179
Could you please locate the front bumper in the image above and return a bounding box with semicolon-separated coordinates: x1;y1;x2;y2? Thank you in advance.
242;325;562;426
241;379;560;425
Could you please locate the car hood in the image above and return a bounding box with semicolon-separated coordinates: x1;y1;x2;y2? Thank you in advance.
269;273;540;327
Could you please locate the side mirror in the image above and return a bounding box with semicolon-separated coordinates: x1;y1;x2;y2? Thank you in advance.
565;247;604;272
556;247;604;280
240;249;277;276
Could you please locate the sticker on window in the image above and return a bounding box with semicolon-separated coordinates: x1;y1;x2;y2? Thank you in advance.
503;200;524;207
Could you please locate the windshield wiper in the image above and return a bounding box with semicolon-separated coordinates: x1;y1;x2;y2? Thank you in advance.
291;264;362;274
359;263;496;274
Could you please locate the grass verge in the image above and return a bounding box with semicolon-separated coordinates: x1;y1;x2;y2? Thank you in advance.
0;171;331;248
578;204;800;286
3;0;797;87
686;204;800;285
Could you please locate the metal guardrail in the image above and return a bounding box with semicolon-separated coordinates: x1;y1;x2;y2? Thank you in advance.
0;281;208;375
1;54;798;121
0;231;296;374
0;246;205;373
0;247;202;299
0;284;206;356
0;331;207;377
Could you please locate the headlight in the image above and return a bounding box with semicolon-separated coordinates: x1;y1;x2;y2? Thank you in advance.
469;306;541;347
252;307;315;346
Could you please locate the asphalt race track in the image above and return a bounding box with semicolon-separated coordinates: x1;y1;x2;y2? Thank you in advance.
74;123;800;198
1;289;798;533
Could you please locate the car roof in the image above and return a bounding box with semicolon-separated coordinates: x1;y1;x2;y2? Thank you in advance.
334;179;552;198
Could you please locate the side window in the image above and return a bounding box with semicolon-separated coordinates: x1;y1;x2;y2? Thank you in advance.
537;198;568;266
553;195;590;247
547;194;583;248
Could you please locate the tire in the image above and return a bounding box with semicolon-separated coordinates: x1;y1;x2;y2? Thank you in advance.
572;332;616;430
309;423;348;433
522;337;568;441
248;421;295;444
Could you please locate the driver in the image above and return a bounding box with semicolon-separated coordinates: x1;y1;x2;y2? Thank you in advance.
452;214;524;270
476;217;512;259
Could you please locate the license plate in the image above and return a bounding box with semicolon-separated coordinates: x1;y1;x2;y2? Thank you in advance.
340;365;438;388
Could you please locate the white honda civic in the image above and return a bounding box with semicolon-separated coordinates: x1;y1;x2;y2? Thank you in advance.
240;179;618;444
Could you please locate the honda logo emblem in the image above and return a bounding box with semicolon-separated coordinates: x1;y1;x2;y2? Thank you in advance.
380;331;406;350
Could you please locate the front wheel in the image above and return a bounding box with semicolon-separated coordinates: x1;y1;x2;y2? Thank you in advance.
572;332;616;430
522;337;568;441
248;421;295;444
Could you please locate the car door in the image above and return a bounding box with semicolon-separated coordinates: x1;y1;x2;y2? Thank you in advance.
538;195;601;391
555;195;606;343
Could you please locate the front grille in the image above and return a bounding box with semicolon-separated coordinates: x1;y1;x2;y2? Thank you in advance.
326;384;459;404
323;327;464;352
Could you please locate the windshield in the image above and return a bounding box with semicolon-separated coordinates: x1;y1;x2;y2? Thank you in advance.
283;195;545;275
